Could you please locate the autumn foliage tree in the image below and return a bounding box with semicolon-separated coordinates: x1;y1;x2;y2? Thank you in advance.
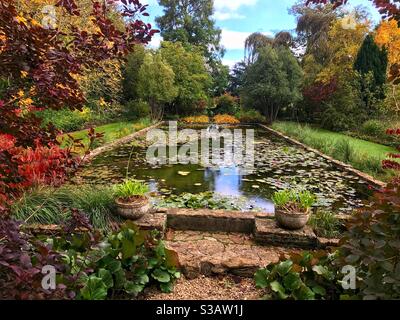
0;0;157;212
375;20;400;114
306;0;400;82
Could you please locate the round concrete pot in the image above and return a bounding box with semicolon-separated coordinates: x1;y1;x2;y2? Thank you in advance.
115;196;151;220
275;210;310;230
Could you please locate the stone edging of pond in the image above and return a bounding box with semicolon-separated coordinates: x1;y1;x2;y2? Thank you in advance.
82;122;162;162
25;208;339;250
24;209;340;278
259;124;387;189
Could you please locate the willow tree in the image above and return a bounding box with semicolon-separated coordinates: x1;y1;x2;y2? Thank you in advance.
244;32;274;64
137;53;178;121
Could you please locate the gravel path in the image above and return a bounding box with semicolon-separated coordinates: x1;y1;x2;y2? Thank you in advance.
141;275;263;300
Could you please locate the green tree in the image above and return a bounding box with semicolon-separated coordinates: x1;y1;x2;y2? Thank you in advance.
354;34;388;113
210;60;229;96
156;0;223;61
137;53;178;121
228;61;247;97
241;46;303;124
122;45;146;102
244;32;293;65
159;41;212;115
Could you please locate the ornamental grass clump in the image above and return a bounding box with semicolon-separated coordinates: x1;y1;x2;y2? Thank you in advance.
113;179;149;202
273;190;317;230
272;189;316;213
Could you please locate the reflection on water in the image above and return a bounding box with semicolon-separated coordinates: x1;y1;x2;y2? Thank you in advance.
73;125;372;214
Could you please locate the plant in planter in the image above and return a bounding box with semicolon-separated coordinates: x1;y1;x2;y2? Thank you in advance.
113;180;151;220
272;189;316;230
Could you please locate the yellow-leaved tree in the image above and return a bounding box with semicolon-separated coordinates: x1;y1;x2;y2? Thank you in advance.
375;20;400;115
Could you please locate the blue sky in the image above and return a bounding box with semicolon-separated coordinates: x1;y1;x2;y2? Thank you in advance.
141;0;381;68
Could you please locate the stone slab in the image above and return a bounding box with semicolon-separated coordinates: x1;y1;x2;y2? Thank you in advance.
317;237;340;249
165;230;296;279
135;212;167;233
167;208;272;234
254;218;318;249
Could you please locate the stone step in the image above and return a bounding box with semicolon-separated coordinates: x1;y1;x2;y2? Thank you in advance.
254;218;318;249
135;211;167;233
165;230;297;279
167;208;271;234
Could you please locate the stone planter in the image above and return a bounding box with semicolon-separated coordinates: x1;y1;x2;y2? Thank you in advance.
275;210;310;230
115;196;151;220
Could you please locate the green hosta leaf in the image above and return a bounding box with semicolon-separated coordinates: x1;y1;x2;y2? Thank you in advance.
134;230;148;247
148;257;159;268
312;265;334;280
283;272;302;291
121;239;136;260
155;241;166;258
138;274;150;285
152;269;171;283
105;260;122;273
311;285;326;296
160;282;174;293
270;281;288;300
98;269;113;288
124;281;144;296
276;260;293;276
80;276;108;300
293;285;315;300
114;269;126;288
254;268;270;289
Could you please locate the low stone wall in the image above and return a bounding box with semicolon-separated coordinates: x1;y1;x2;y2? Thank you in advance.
26;208;339;255
167;208;271;234
259;124;387;189
254;219;318;249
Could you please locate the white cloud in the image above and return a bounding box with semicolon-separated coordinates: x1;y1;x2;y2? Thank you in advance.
214;0;258;11
220;29;273;50
213;11;245;21
222;59;238;69
148;33;162;49
213;0;258;21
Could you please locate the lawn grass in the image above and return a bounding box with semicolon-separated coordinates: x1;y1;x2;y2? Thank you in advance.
271;121;397;182
59;118;151;153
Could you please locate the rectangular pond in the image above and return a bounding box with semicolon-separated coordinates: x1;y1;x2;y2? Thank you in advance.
72;124;373;214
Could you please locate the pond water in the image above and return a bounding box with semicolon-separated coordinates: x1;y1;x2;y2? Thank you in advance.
73;124;372;214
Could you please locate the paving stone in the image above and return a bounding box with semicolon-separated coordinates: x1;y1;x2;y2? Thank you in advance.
254;218;318;249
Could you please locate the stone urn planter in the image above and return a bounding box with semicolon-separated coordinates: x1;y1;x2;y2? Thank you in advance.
115;196;151;220
272;189;316;230
113;179;151;220
275;209;310;230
